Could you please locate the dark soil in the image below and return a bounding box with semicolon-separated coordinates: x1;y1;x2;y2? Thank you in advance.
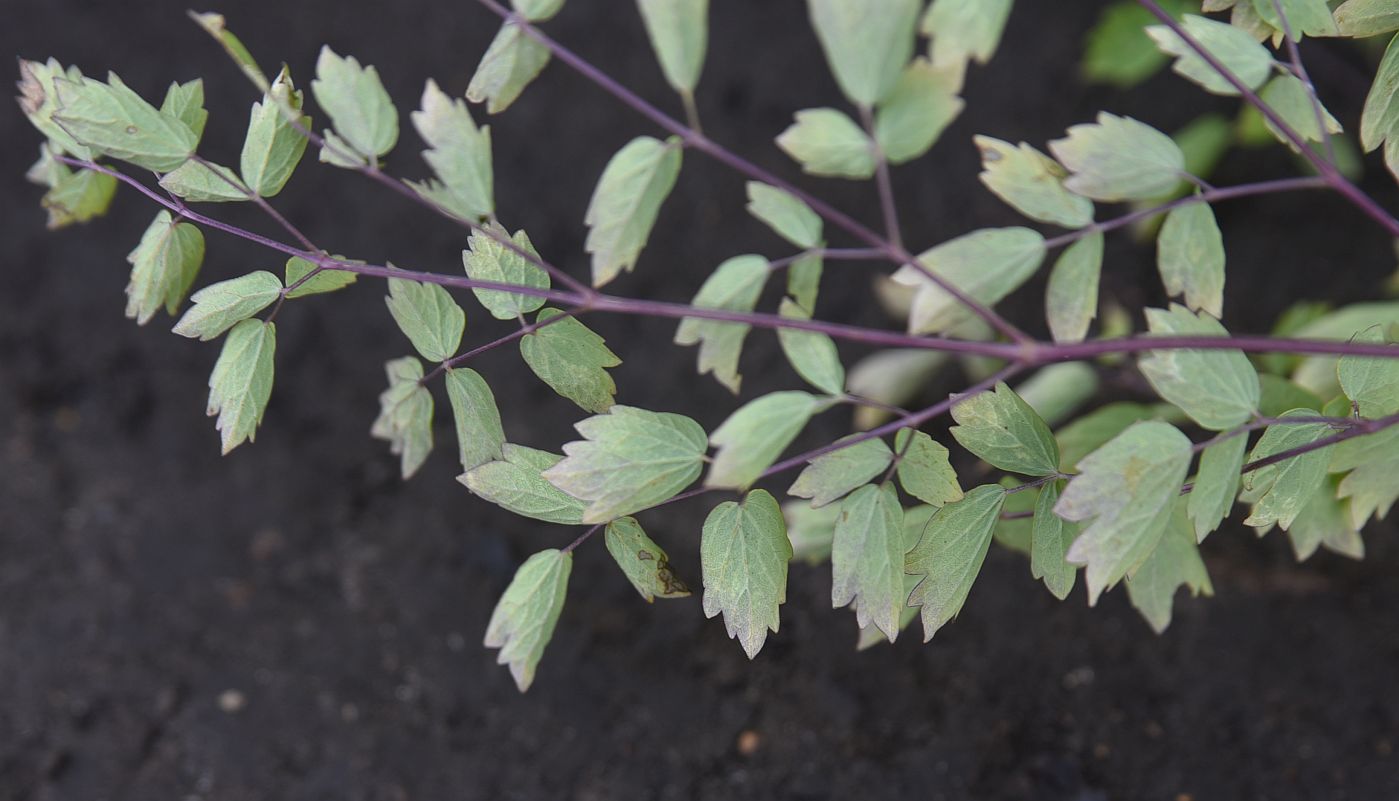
3;2;1398;799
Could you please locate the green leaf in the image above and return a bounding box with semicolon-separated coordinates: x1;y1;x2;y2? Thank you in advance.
831;483;907;639
462;223;548;320
788;435;893;508
17;58;93;159
921;0;1014;87
51;73;198;172
461;444;588;524
605;517;691;601
584;136;683;287
160;79;208;139
1361;33;1399;152
892;228;1046;335
993;477;1036;554
787;251;824;312
1056;402;1167;470
974;136;1095;228
1241;410;1336;530
544;406;707;524
1259;74;1343;149
701;489;792;658
777;299;845;395
445;366;506;472
1338;327;1399;416
1146;14;1274;95
807;0;921;107
511;0;566;21
637;0;709;93
1336;454;1399;528
173;271;282;341
707;392;820;489
1257;374;1324;417
873;58;964;164
1125;504;1213;633
905;484;1005;640
1288;480;1366;560
484;549;571;692
783;500;840;565
894;428;963;507
858;503;935;647
125;210;204;325
1082;1;1175;88
241;67;310;198
1055;420;1193;604
1049;112;1186;202
466;20;552;114
37;160;118;230
673;254;769;393
1139;305;1261;430
1189;433;1246;542
776;108;876;179
1046;232;1103;344
1250;0;1339;40
745;182;822;249
1336;0;1399;36
520;308;621;413
1016;363;1101;427
318;129;366;169
369;356;434;479
188;12;269;92
1157;201;1225;318
385;275;466;362
950;382;1061;476
207;319;276;455
159;159;248;203
1031;481;1079;601
311;46;398;161
846;349;948;430
410;78;493;220
284;256;357;298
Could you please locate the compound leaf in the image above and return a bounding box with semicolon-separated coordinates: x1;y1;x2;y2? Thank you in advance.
673;254;769;393
369;356;434;479
832;483;907;639
585;135;683;287
173;271;282;341
605;516;691;601
894;428;963;507
905;484;1005;640
445;366;506;472
1049;112;1185;202
411;78;493;220
708;392;821;489
385;275;466;362
1139;305;1260;430
207;318;276;454
788;435;893;508
311;46;397;161
462;223;549;320
125;210;204;324
950;382;1060;476
461;444;588;524
521;308;621;413
484;549;571;692
701;489;791;659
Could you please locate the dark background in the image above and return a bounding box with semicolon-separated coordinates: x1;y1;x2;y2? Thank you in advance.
3;1;1398;799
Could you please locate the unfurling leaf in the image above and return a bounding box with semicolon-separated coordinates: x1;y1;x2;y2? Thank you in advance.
1157;202;1225;319
1139;305;1260;430
807;0;921;107
584;136;683;287
207;319;276;454
241;67;310;198
905;484;1006;640
921;0;1015;88
284;256;357;298
674;255;769;393
776;108;876;178
1031;481;1078;601
51;72;198;171
1049;113;1186;201
950;382;1060;476
462;224;548;320
311;46;398;161
788;435;893;508
173;271;282;341
126;210;204;325
159;159;248;203
1241;410;1335;530
1125;505;1213;633
745;182;822;249
385;275;466;363
974;136;1094;228
520;308;621;413
369;356;434;479
1188;433;1246;542
891;227;1046;334
445;366;506;472
411;78;494;220
605;517;691;601
461;444;587;524
467;21;551;114
484;549;571;692
777;299;845;395
701;489;792;658
1046;232;1103;344
894;428;963;507
708;392;821;489
1146;14;1273;95
832;483;907;640
874;59;964;164
637;0;709;94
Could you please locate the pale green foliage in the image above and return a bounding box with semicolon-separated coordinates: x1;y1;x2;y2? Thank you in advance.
284;256;356;299
52;72;198;172
905;484;1005;640
637;0;709;94
1139;305;1260;430
125;210;204;325
462;444;587;524
159;159;248;203
173;271;283;341
207;319;276;454
1338;328;1399;416
520;309;621;413
605;517;691;601
1056;402;1170;471
370;356;434;479
783;500;839;564
674;255;769;393
584;136;682;287
160;79;208;139
894;428;963;507
27;147;118;229
701;489;791;658
544;406;707;524
385;275;466;363
1055;421;1192;605
1046;232;1103;344
874;59;964;164
1016;363;1100;427
856;503;927;648
1259;74;1343;149
467;21;551;114
831;483;907;639
188;12;269;92
241;67;309;198
1189;434;1247;542
846;349;947;430
1336;0;1399;36
1158;201;1225;318
777;299;845;395
787;251;823;311
484;549;571;692
462;224;548;320
17;59;94;159
1251;0;1339;40
411;79;494;220
891;228;1046;334
921;0;1014;88
1287;481;1366;560
806;0;921;108
1125;506;1213;633
311;47;398;162
1241;411;1335;530
776;108;876;179
511;0;566;22
993;476;1036;554
708;392;821;489
1082;1;1182;88
1146;14;1274;95
950;382;1060;477
745;182;823;249
445;367;506;472
1050;113;1186;202
1031;482;1078;601
1336;452;1399;528
974;136;1094;228
788;435;893;508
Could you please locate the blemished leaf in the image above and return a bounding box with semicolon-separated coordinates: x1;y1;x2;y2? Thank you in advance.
462;224;548;320
894;428;963;507
951;382;1061;476
605;517;691;601
173;271;283;341
776;108;877;179
1049;112;1186;202
1250;0;1339;40
311;46;398;161
207;319;276;455
283;256;357;298
1031;481;1078;601
1125;504;1213;633
832;483;907;639
1046;232;1103;344
411;78;494;220
1082;1;1175;88
511;0;566;21
385;275;466;363
783;500;840;564
1016;363;1100;427
484;549;571;692
584;135;683;287
125;210;204;325
674;254;769;393
1241;410;1335;530
521;308;621;413
806;0;921;107
1146;14;1274;95
160;79;208;139
891;227;1046;334
788;251;824;312
240;67;310;198
188;12;270;92
445;366;506;472
846;349;948;430
51;72;198;172
1338;328;1399;416
905;484;1006;640
1139;305;1261;430
745;182;823;249
777;299;845;395
467;20;551;114
1055;420;1192;605
637;0;709;93
708;392;821;489
461;444;588;524
159;159;248;203
544;406;708;524
921;0;1014;88
1189;433;1246;542
369;356;434;479
1259;74;1343;149
974;136;1095;228
1056;402;1167;471
1287;480;1366;560
1336;0;1399;36
17;58;94;159
701;489;792;659
1157;201;1225;318
788;435;893;508
874;58;964;164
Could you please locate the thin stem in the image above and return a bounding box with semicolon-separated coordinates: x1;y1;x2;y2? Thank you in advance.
680;88;703;136
1270;0;1338;166
1241;411;1399;474
422;309;580;383
1189;413;1359;455
562;523;604;554
859;104;903;250
189;155;319;252
768;247;884;271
